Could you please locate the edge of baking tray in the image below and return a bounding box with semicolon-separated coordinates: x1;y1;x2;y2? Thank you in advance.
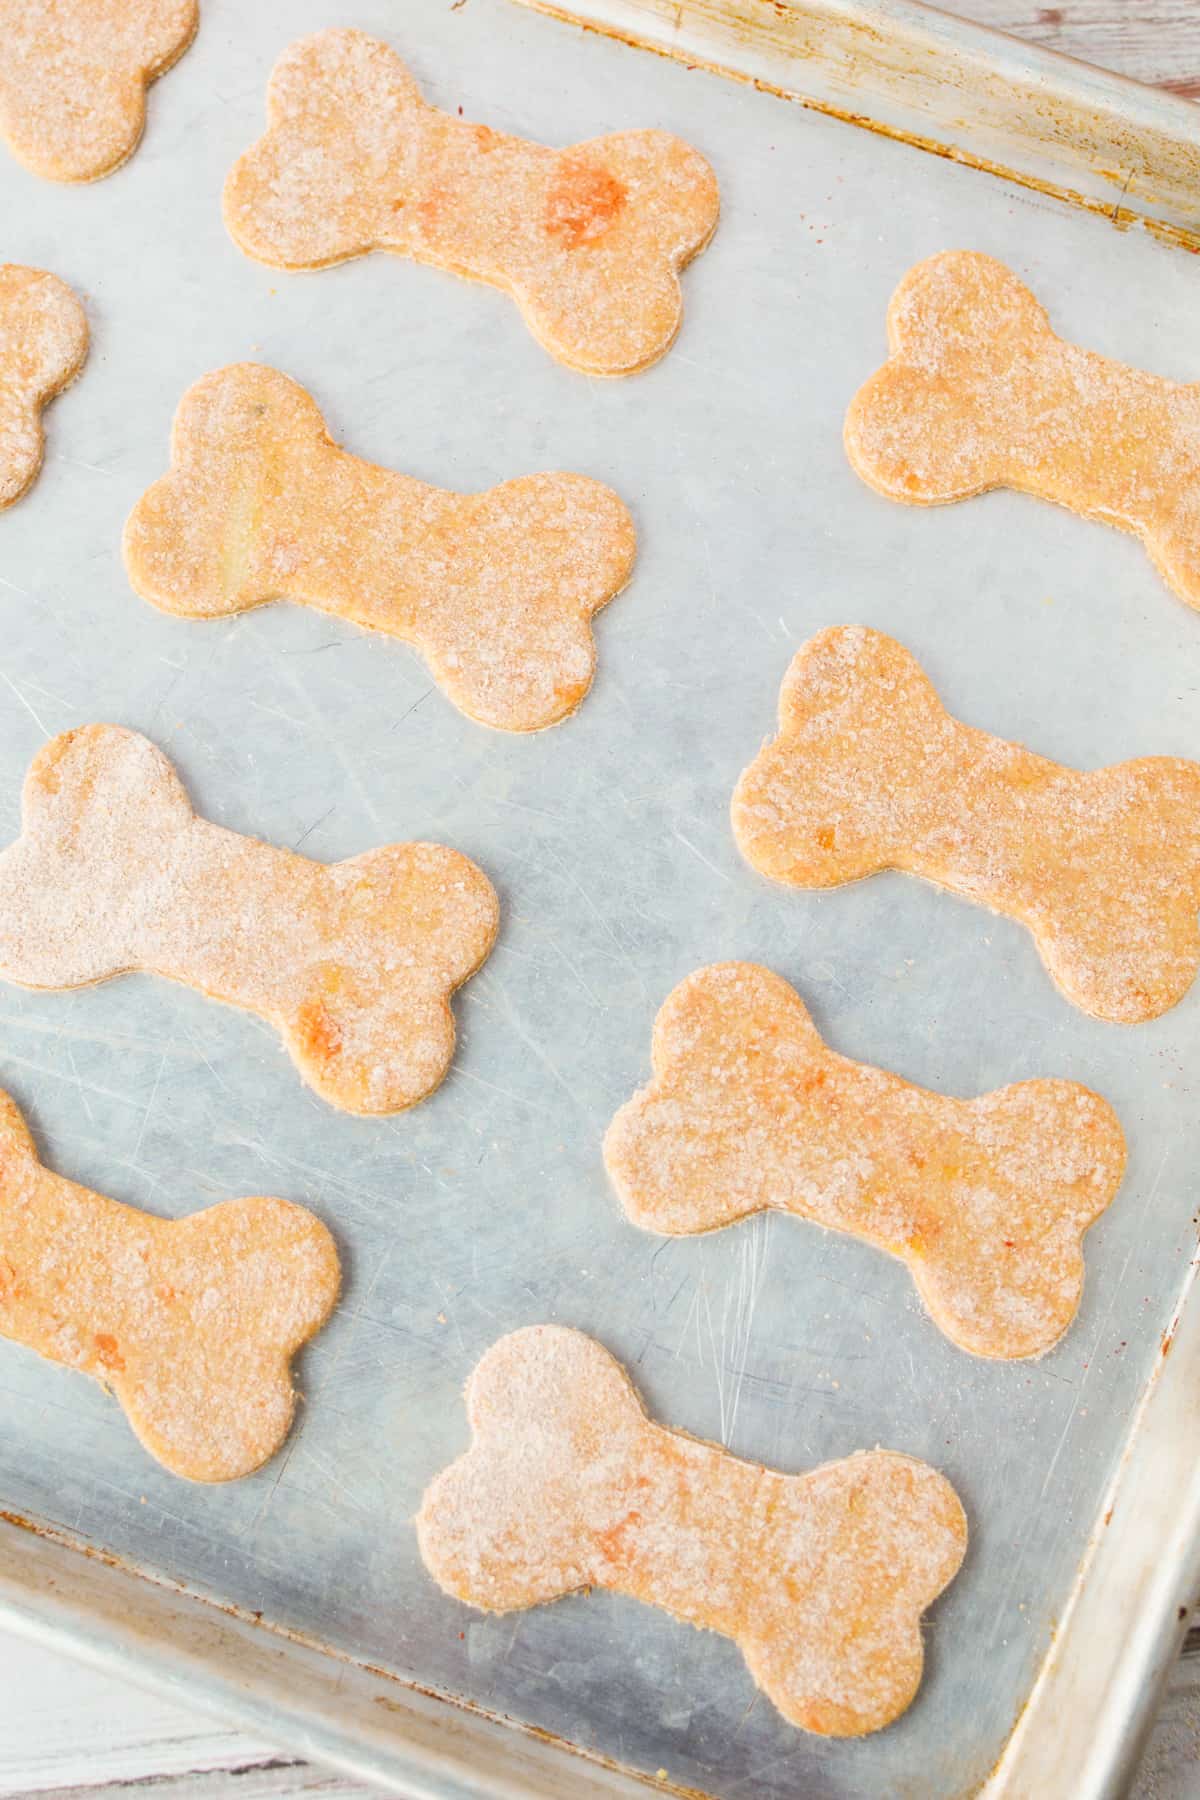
508;0;1200;250
985;1250;1200;1800
2;9;1198;1798
0;1506;675;1800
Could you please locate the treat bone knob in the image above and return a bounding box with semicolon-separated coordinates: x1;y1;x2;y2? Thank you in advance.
0;0;197;182
0;264;88;507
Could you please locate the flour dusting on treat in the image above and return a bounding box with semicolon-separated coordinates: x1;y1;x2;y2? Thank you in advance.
124;364;636;732
733;625;1200;1024
223;29;719;376
0;1088;339;1481
0;0;197;182
418;1325;967;1736
606;963;1125;1360
845;250;1200;609
0;725;499;1114
0;265;88;507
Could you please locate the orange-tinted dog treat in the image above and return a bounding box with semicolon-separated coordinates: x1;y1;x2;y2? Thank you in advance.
224;29;719;375
846;250;1200;609
606;963;1125;1359
734;625;1200;1023
124;364;636;732
0;1087;339;1480
0;725;498;1114
418;1325;967;1736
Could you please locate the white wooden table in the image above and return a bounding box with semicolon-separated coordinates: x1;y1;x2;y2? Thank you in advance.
9;3;1200;1796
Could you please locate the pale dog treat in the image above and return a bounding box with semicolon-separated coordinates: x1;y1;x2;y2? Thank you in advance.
0;0;197;183
0;725;499;1114
223;28;720;376
124;364;636;733
845;250;1200;608
605;963;1125;1360
0;1087;339;1481
418;1324;967;1737
0;265;88;508
733;625;1200;1024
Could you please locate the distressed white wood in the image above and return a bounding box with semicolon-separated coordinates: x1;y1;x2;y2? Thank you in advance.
952;1;1200;93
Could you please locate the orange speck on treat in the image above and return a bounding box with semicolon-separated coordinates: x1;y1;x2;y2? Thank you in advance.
93;1333;125;1372
816;825;835;850
597;1507;642;1566
545;159;627;249
296;997;343;1066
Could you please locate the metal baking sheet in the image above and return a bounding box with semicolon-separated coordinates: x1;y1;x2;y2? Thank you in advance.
2;2;1200;1795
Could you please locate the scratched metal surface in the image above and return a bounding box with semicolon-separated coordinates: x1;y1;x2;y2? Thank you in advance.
1;2;1199;1795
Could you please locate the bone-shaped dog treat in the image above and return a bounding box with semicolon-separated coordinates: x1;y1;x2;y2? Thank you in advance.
605;963;1125;1359
0;265;88;508
733;625;1200;1024
222;29;720;376
0;1088;339;1480
123;364;636;733
0;725;499;1114
0;1;197;182
845;250;1200;608
418;1324;967;1736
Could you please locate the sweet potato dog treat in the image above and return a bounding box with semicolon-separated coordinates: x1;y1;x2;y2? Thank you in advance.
418;1324;967;1736
733;625;1200;1024
0;725;499;1113
845;250;1200;608
0;265;88;508
0;1;197;182
124;364;636;732
605;964;1125;1359
223;29;719;376
0;1087;339;1480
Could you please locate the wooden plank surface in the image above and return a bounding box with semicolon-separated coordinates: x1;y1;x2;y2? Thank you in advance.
5;4;1198;1798
950;1;1200;94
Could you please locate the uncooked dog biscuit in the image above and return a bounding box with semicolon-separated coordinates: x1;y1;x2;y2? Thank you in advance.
0;1087;339;1481
0;265;88;508
123;364;637;733
845;249;1200;608
733;625;1200;1024
223;28;720;376
0;1;197;183
418;1324;967;1737
0;725;499;1114
605;963;1125;1360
